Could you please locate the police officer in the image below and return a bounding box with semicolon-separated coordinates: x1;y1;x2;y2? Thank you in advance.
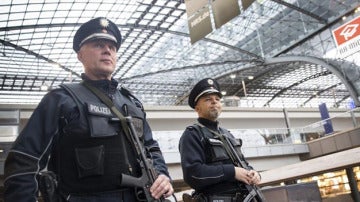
179;78;262;201
4;17;174;201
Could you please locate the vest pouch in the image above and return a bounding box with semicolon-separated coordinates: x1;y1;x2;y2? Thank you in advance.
206;138;229;162
227;137;243;156
86;102;118;137
75;145;105;178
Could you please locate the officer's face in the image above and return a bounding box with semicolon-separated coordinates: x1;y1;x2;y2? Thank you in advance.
77;39;117;80
195;93;222;121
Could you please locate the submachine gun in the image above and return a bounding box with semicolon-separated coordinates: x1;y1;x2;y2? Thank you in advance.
120;116;171;202
81;81;174;202
220;133;266;202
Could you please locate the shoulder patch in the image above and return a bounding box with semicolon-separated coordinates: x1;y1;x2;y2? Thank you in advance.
119;86;132;96
119;86;144;110
186;126;196;131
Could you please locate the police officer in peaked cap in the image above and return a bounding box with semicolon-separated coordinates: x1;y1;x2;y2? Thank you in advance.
188;78;223;109
73;17;122;52
179;78;263;201
4;17;174;202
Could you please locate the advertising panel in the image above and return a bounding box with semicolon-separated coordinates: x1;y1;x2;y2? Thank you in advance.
332;16;360;57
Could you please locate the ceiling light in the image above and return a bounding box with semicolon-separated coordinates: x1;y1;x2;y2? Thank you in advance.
40;85;49;91
51;63;60;68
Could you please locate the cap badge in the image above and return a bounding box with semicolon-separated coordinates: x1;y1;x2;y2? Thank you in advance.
99;18;109;28
207;79;214;85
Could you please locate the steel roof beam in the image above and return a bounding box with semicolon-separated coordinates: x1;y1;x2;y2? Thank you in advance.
265;56;360;106
0;39;80;78
263;71;331;107
302;83;343;107
270;0;327;24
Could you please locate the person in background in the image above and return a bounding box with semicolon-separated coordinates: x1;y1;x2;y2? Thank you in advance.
179;78;262;201
4;17;173;202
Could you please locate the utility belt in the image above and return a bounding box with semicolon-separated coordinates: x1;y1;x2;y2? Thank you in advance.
37;171;134;202
183;192;247;202
208;193;247;202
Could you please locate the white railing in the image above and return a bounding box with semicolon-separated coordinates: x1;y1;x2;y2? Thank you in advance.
153;107;360;152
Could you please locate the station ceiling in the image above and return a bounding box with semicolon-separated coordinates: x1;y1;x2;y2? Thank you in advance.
1;0;360;108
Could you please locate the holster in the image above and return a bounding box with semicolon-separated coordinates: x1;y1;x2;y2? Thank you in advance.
207;193;246;202
38;171;60;202
184;192;246;202
183;193;206;202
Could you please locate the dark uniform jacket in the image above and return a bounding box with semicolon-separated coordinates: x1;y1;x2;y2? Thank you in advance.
179;117;252;195
4;75;170;202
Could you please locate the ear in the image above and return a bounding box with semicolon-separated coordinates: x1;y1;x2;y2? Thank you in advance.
77;51;82;62
195;105;200;113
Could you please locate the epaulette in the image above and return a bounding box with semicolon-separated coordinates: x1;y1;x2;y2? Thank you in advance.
119;85;132;97
119;86;144;110
186;124;203;132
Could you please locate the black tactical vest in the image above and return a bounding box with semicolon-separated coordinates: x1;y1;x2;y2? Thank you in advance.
192;124;244;165
191;124;248;194
50;83;145;195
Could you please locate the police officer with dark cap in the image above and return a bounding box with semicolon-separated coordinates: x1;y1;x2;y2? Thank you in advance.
179;78;262;201
4;17;174;202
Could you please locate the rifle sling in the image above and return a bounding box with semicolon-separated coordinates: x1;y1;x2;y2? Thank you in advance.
79;81;174;202
195;123;245;168
81;81;133;147
195;123;261;202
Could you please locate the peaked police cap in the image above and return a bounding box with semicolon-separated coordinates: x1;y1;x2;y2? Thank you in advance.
73;17;122;52
188;78;222;109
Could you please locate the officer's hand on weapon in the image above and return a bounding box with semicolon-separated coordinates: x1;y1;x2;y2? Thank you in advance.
150;174;174;199
235;167;253;185
247;170;261;185
234;167;262;185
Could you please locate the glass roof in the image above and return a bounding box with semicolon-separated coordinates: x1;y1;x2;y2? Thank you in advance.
1;0;360;108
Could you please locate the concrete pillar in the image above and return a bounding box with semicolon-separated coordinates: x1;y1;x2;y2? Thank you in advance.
346;167;360;202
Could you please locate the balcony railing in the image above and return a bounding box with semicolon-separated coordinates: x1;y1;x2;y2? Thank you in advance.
153;107;360;152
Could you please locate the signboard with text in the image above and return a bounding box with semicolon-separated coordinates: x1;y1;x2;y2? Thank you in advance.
185;0;255;44
185;0;212;44
332;16;360;57
187;7;212;44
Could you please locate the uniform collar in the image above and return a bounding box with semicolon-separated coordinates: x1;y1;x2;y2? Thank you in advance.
81;73;119;95
198;117;219;131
